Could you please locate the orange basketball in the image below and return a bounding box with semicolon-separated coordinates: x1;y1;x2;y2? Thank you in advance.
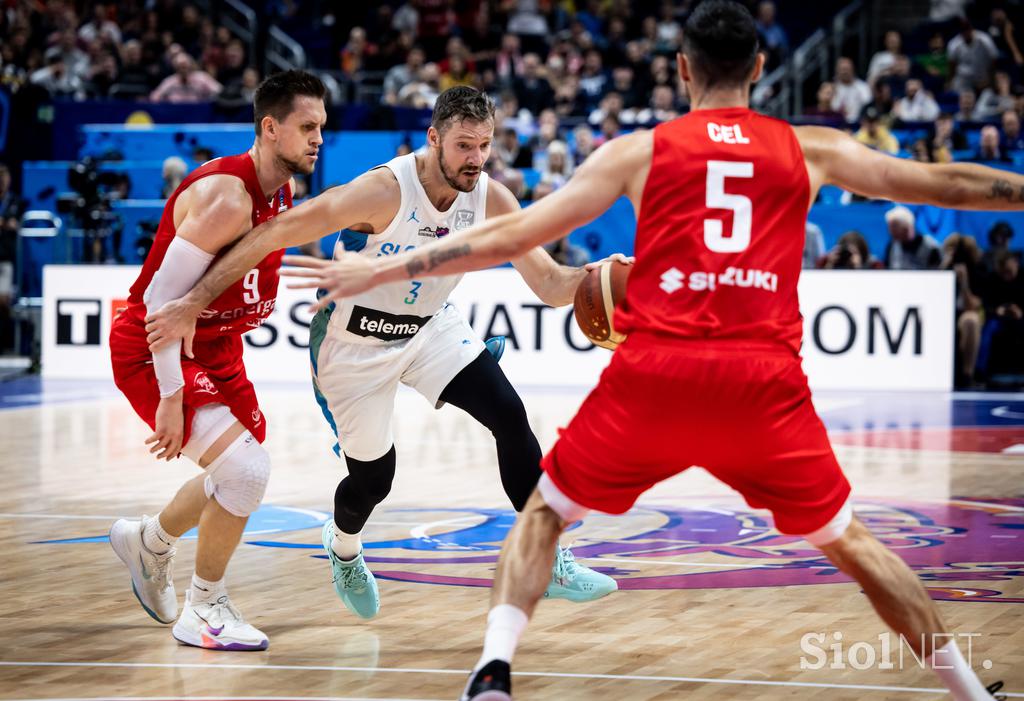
573;259;631;350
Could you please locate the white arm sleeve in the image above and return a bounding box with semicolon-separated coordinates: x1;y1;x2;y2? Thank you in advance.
143;236;216;398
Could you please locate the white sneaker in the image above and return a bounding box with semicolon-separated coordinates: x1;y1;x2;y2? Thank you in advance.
172;591;269;651
109;516;178;624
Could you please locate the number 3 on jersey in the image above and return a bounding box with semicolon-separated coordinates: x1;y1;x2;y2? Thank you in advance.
405;281;422;305
242;269;260;304
704;161;753;253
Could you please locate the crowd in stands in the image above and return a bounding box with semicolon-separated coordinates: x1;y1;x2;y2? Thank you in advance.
0;0;1022;383
0;0;259;105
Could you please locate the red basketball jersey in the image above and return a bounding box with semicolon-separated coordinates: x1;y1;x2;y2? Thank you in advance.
615;107;810;352
123;152;292;340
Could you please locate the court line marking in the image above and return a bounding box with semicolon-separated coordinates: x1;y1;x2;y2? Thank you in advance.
1;661;1019;697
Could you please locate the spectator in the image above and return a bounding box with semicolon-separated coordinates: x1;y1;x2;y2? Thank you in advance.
527;109;560;165
883;205;942;269
217;40;246;86
440;54;478;91
571;124;596;166
948;18;999;93
976;70;1015;119
553;74;585;118
114;40;155;96
382;46;425;105
175;4;203;57
78;3;122;46
494;34;524;86
513;53;554;116
495;127;532;169
941;233;986;386
86;51;119;97
755;1;789;68
983;221;1018;272
655;1;683;53
831;57;872;122
877;55;913;99
971;125;1011;162
933;113;968;154
868;30;905;86
589;92;626;126
161;156;189;198
955;89;980;121
821;230;881;269
340;27;376;77
30;54;86;99
803;222;825;269
894;79;940;122
636;84;680;124
987;8;1024;69
578;49;609;112
217;66;260;109
610;66;639;109
506;0;549;53
397;62;441;109
46;29;89;81
150;52;222;103
911;136;951;163
978;251;1024;380
192;146;214;165
804;82;846;122
915;32;951;88
1001;110;1024;151
854;107;899;154
547;235;591;267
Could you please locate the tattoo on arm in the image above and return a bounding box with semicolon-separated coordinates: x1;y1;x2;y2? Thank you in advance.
987;179;1024;202
404;243;473;279
426;244;472;271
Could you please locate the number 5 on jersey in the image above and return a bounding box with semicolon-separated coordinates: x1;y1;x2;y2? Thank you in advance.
704;161;753;253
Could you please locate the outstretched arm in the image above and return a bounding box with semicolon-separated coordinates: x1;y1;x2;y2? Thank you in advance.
797;125;1024;209
144;168;398;350
284;131;651;307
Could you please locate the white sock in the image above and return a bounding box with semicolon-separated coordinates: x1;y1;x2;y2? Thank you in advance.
332;524;362;561
930;641;991;701
190;573;227;606
142;513;177;555
474;604;529;671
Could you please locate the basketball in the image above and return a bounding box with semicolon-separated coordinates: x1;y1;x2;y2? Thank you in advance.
573;260;631;350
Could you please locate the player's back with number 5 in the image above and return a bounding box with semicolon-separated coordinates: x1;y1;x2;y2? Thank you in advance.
617;107;808;352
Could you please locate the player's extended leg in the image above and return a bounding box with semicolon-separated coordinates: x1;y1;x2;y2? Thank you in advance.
460;481;581;701
319;447;393;619
438;351;617;603
816;515;1002;700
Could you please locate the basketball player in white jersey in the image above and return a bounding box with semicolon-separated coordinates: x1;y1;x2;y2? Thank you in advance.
143;86;621;618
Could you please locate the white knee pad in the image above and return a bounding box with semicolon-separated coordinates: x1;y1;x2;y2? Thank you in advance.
202;431;271;517
181;404;238;463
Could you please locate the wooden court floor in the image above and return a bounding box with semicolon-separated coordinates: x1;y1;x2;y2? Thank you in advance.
0;382;1022;700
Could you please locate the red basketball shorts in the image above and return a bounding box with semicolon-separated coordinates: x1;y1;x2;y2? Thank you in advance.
109;313;266;446
541;333;851;536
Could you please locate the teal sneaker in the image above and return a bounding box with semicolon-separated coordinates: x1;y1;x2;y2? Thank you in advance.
321;521;380;619
544;545;618;602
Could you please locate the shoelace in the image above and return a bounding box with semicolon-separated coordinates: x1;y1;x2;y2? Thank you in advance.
151;549;175;592
336;559;369;589
553;546;580;583
206;595;244;626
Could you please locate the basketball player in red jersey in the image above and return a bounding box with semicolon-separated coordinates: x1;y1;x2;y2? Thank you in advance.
285;3;1016;698
107;70;326;651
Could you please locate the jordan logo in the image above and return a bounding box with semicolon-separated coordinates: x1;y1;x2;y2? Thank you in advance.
407;208;420;223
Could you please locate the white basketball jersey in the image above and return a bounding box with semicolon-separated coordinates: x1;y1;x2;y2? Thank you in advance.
327;153;489;344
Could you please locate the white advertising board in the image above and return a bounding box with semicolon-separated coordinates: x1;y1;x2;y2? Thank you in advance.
42;266;953;391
